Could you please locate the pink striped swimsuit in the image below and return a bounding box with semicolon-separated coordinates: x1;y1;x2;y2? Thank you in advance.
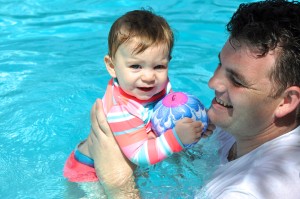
103;78;184;166
63;78;184;182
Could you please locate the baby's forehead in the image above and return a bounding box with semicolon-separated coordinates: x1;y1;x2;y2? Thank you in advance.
112;40;170;62
118;38;169;53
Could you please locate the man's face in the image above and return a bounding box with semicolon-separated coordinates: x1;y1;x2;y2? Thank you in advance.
207;40;282;138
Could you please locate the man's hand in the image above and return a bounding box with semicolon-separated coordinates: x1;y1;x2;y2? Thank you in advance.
86;99;139;198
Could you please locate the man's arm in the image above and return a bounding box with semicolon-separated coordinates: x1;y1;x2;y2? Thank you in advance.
87;99;140;198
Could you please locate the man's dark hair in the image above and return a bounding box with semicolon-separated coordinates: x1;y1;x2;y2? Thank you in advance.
227;0;300;97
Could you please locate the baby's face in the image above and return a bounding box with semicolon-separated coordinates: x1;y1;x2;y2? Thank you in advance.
110;39;170;101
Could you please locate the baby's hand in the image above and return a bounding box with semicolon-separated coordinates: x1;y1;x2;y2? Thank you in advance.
175;117;203;145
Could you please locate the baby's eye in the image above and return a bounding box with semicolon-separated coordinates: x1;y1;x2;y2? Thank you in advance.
154;65;167;70
130;65;142;69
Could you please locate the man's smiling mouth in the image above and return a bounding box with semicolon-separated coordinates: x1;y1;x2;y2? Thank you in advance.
216;97;233;108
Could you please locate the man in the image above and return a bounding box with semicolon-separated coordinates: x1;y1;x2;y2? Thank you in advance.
87;0;300;198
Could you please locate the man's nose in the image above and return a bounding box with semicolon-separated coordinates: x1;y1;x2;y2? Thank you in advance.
208;66;226;92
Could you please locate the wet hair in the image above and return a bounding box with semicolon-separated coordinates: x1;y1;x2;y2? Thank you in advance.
107;9;174;60
226;0;300;98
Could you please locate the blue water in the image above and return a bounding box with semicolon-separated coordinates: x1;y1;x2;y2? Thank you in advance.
0;0;257;198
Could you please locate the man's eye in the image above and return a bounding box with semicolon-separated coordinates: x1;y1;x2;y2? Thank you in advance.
130;65;141;69
230;77;244;87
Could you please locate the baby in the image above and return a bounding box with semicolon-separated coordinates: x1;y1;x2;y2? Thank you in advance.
64;9;205;182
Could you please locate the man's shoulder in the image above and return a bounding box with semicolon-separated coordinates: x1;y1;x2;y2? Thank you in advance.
202;126;300;199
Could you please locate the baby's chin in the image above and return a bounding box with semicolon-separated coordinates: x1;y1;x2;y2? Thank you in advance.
135;95;153;101
132;90;158;101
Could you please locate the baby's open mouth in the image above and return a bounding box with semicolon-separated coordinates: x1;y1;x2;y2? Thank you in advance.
138;87;154;92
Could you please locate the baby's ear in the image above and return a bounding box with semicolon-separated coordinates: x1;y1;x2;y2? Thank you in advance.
274;86;300;118
104;55;116;78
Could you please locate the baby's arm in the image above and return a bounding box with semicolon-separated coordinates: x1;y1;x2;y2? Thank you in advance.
77;116;205;165
107;109;184;166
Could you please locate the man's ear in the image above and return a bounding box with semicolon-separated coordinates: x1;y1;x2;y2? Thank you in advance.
274;86;300;118
104;55;116;78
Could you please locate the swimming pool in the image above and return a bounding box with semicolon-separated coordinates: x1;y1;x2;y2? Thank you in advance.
0;0;257;198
